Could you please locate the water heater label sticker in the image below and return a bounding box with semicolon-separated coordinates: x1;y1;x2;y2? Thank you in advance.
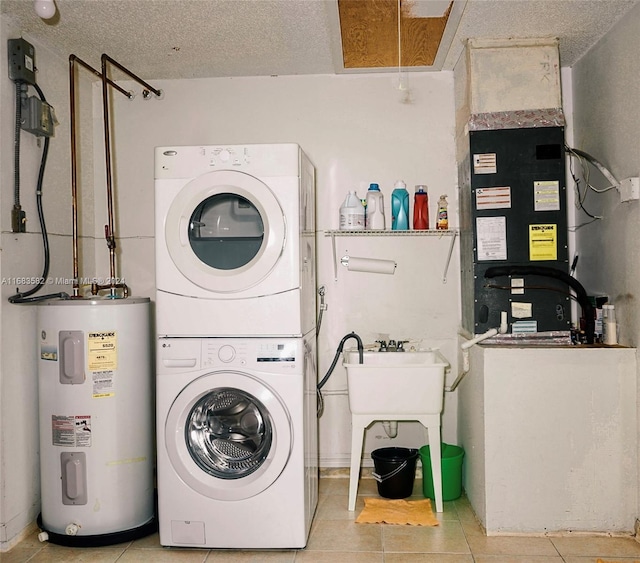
533;180;560;211
92;370;115;399
40;344;57;361
529;224;557;261
476;216;507;261
475;187;511;210
473;153;497;174
88;331;117;371
52;415;92;447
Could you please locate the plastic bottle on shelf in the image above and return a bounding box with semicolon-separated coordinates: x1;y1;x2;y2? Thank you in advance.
365;183;385;230
602;304;617;345
436;194;449;230
339;190;365;230
391;180;409;230
413;185;429;230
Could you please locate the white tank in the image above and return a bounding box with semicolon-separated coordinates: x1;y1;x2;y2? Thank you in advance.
37;297;155;544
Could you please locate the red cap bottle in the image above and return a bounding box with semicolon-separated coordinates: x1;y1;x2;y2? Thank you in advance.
413;185;429;230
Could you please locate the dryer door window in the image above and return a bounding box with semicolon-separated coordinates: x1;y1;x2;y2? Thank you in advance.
165;371;292;501
165;170;286;293
185;387;271;479
189;194;263;271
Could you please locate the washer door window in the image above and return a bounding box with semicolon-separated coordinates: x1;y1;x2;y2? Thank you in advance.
186;387;271;479
165;371;292;501
165;170;286;293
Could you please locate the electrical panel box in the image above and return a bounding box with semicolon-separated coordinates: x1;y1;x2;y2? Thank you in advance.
21;95;55;137
460;126;570;335
8;38;36;85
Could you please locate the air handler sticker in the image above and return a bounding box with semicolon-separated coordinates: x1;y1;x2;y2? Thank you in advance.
88;331;117;371
529;224;557;261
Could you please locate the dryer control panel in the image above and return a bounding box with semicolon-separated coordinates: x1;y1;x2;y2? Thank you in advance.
154;143;301;180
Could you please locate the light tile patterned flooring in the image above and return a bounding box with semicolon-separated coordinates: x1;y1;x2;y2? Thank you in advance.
4;477;640;562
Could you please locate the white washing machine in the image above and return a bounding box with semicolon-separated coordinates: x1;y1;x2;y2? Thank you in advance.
156;335;318;548
155;143;316;337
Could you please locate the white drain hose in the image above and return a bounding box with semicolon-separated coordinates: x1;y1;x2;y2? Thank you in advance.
446;313;508;392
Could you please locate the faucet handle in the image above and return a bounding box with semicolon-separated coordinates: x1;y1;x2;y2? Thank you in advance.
375;340;387;352
397;340;409;352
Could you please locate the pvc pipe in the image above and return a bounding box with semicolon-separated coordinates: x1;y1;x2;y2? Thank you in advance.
382;421;398;438
460;328;498;350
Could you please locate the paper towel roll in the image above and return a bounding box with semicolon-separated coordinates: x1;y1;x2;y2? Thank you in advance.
344;256;396;275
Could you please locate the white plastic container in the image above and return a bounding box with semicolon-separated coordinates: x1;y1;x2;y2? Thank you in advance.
339;190;365;230
603;304;617;345
37;297;155;544
365;184;385;230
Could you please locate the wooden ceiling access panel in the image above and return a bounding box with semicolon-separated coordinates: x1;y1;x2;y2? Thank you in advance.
338;0;453;69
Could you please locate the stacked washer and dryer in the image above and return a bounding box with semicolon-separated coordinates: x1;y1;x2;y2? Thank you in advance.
154;144;318;549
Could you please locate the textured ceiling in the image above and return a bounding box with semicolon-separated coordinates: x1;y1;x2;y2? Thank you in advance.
1;0;638;81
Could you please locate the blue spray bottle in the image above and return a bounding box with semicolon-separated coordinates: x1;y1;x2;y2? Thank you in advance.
391;180;409;230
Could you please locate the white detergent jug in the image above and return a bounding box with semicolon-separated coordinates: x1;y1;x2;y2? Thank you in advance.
365;184;386;230
339;190;365;230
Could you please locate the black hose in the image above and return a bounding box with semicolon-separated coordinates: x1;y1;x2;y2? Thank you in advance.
316;332;363;418
317;332;363;390
484;265;594;344
9;84;68;304
14;81;22;208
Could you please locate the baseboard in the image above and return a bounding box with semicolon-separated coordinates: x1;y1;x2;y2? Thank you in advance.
0;520;38;553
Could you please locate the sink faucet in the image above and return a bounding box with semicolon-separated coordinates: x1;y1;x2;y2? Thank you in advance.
387;340;397;351
376;340;387;352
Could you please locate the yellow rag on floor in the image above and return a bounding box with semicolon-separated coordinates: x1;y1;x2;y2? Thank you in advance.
355;497;439;526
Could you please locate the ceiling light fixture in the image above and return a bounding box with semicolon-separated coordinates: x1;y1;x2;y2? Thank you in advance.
34;0;56;20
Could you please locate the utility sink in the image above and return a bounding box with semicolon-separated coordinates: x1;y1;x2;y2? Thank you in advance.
342;350;449;415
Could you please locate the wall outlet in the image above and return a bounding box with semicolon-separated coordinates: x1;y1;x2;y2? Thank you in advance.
619;177;640;202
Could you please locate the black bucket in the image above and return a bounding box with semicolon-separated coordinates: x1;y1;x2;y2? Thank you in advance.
371;447;419;499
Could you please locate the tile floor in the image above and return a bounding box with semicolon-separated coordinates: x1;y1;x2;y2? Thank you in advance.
3;477;640;562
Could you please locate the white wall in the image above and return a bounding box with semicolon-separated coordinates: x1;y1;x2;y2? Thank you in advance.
571;2;640;345
0;17;94;549
98;72;461;468
570;1;640;521
0;21;65;549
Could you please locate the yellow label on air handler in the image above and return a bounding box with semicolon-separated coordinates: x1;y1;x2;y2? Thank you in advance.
529;224;557;261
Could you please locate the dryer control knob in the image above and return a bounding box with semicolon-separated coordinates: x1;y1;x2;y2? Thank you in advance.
219;149;231;162
218;345;236;363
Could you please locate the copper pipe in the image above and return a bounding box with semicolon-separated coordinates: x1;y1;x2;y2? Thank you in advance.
69;55;79;297
69;54;131;298
90;282;130;299
101;54;162;98
100;53;161;298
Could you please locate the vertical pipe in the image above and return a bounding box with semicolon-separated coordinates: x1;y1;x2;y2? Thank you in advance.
98;54;160;299
69;55;80;297
68;55;131;298
100;55;117;298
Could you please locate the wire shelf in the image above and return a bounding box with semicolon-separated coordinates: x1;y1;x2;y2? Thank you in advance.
323;229;457;237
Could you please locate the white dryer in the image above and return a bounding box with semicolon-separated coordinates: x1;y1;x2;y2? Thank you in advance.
156;336;318;548
155;143;316;337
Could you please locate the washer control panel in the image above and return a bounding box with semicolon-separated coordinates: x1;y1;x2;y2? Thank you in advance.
157;338;301;373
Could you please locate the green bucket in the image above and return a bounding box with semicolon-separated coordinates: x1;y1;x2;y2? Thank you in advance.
419;443;464;501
